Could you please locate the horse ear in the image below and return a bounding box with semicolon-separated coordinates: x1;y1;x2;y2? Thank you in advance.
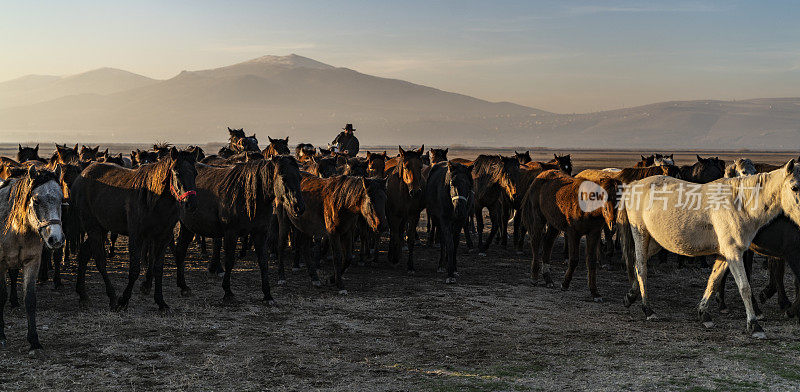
466;163;474;173
382;151;387;158
416;145;424;155
93;146;99;153
696;154;702;162
104;148;109;155
34;144;39;152
228;127;233;133
554;154;559;160
444;148;449;154
169;146;178;161
73;143;78;151
268;136;275;143
398;146;406;156
284;136;289;142
786;159;795;175
18;144;22;151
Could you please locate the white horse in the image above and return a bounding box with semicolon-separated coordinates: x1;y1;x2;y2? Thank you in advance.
0;166;64;356
617;160;800;338
725;158;757;178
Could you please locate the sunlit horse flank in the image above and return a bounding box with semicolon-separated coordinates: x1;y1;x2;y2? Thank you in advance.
617;161;800;338
0;166;64;356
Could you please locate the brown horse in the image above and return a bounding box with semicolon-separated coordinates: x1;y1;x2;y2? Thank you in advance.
131;149;158;168
72;147;198;311
263;136;290;158
50;144;81;165
79;145;101;162
514;151;532;164
471;154;520;254
174;156;305;303
278;175;387;293
342;157;368;176
295;143;316;162
521;169;618;301
386;146;426;272
17;144;46;163
227;127;259;153
428;148;449;164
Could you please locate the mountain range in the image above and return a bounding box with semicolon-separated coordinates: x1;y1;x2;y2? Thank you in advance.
1;54;798;149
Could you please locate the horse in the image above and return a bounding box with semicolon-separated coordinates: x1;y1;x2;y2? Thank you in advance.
634;154;674;168
227;127;259;153
0;157;24;180
98;152;126;166
72;147;198;311
514;151;532;164
0;166;64;355
17;144;45;163
51;144;81;165
305;155;339;178
342;157;368;177
131;149;158;168
471;154;520;255
424;161;473;283
725;158;757;178
386;146;426;272
263;136;290;158
79;145;101;162
521;169;617;301
680;155;725;183
318;147;333;156
185;146;206;162
617;161;800;338
366;151;388;178
151;142;173;159
279;175;387;293
295;143;316;162
428;148;449;165
174;156;305;303
549;154;573;175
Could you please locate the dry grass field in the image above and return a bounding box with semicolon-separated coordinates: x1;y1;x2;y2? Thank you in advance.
2;146;800;391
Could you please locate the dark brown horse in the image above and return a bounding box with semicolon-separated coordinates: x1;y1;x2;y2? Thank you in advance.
386;146;426;272
279;175;387;293
428;148;449;165
342;157;368;176
263;136;290;158
305;155;339;178
295;143;316;162
366;151;388;178
131;149;158;168
514;151;532;164
425;161;473;282
72;147;198;311
680;155;725;183
174;156;304;303
51;144;81;165
471;154;520;254
79;145;101;162
521;169;618;301
228;127;259;153
17;144;46;163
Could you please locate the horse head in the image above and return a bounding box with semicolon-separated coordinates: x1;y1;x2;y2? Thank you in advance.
166;147;198;212
360;177;388;232
398;145;425;197
17;144;41;163
270;155;305;217
429;148;449;165
515;150;532;164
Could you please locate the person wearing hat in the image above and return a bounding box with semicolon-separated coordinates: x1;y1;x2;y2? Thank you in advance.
331;123;360;157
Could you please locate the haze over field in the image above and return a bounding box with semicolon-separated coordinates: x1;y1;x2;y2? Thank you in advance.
1;54;799;149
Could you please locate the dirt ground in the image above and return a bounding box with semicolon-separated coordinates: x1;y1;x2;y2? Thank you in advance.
2;149;800;391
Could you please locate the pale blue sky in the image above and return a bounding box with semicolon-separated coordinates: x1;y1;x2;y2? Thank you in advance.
2;0;798;112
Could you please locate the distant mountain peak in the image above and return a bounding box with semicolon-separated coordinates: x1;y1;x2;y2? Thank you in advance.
240;54;334;70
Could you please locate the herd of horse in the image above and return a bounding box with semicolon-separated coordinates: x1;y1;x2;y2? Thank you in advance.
2;127;800;356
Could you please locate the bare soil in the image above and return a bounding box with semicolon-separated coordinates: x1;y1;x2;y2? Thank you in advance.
2;150;800;391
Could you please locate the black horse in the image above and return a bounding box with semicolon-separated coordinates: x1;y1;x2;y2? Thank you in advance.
425;161;473;283
174;156;305;304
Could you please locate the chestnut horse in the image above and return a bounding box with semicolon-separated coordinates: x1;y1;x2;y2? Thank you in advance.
72;148;198;311
279;175;387;293
521;170;617;301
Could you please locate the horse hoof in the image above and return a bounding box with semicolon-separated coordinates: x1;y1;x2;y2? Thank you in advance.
264;298;276;306
560;282;569;291
180;288;193;297
545;282;555;289
28;348;45;359
159;307;173;316
140;286;151;295
338;289;348;295
752;331;767;339
516;251;524;256
593;296;604;303
407;270;415;276
222;295;238;305
445;277;456;284
311;280;322;287
291;268;301;272
113;302;128;312
51;284;64;291
756;313;765;321
277;279;287;285
478;252;487;257
646;314;659;321
0;340;6;349
437;267;446;273
703;321;715;329
719;307;729;314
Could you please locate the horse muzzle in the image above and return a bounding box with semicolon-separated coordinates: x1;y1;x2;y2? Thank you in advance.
39;221;65;249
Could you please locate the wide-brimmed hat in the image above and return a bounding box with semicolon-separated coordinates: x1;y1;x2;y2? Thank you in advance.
343;123;355;132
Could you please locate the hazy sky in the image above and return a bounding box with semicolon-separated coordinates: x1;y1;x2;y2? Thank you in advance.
2;0;799;113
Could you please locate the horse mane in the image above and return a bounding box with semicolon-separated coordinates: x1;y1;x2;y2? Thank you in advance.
4;168;59;234
617;165;678;183
129;159;174;208
326;176;365;213
218;160;270;219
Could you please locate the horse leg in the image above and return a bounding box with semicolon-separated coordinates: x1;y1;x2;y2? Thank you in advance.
475;206;485;251
452;223;461;276
298;233;321;286
209;237;223;276
8;269;19;308
771;259;790;311
52;247;64;289
221;233;237;304
698;256;729;328
139;242;154;295
726;252;766;338
276;211;290;284
406;211;421;274
91;232;117;309
198;236;208;257
526;212;545;284
742;252;763;318
252;231;275;304
150;237;170;311
561;231;581;292
115;234;143;311
174;226;193;296
499;202;509;247
513;210;526;255
715;269;730;314
75;239;91;304
441;223;456;283
463;217;474;250
22;261;43;354
586;230;602;301
238;234;249;258
329;234;347;294
387;214;401;265
479;204;501;255
631;228;655;319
